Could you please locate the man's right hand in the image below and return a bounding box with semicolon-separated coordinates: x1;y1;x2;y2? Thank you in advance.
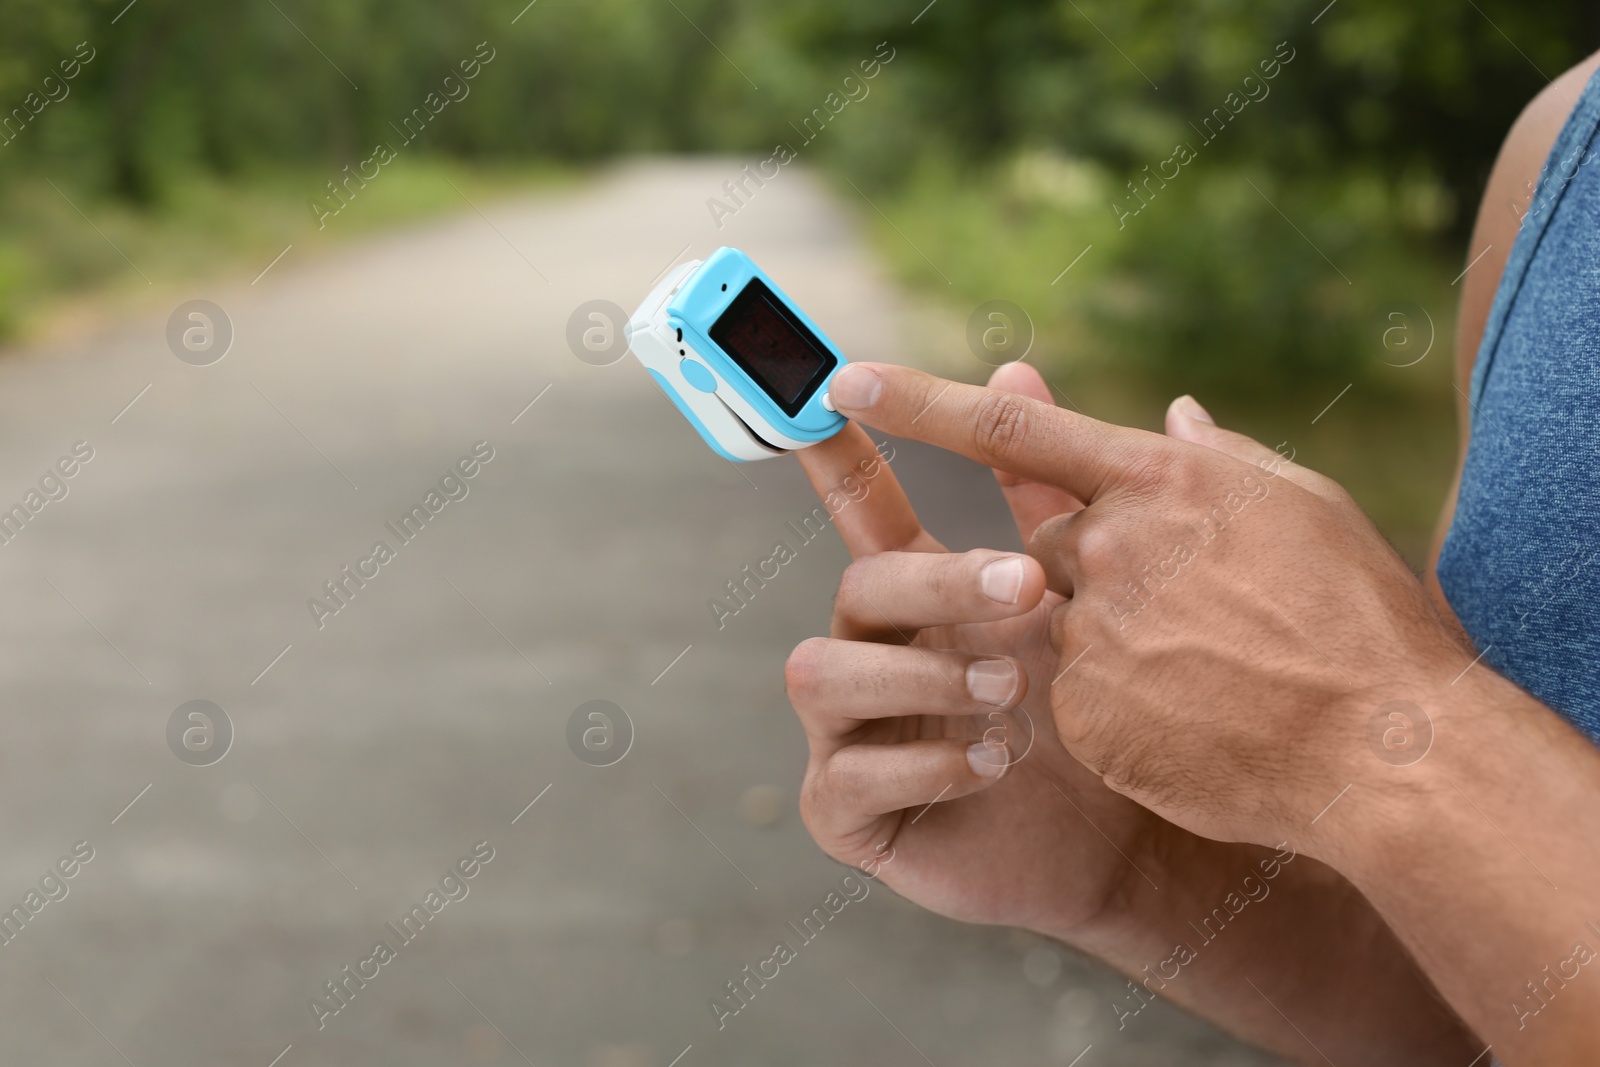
786;362;1477;1066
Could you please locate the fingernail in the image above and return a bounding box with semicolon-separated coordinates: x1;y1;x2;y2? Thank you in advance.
830;365;883;410
981;555;1026;604
966;658;1019;706
1175;395;1214;425
967;740;1010;779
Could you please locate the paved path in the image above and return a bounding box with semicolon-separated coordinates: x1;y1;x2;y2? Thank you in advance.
0;160;1281;1066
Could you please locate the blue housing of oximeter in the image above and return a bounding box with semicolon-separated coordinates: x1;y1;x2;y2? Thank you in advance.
627;247;850;461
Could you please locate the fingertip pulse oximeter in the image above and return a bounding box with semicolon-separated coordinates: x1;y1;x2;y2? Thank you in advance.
627;247;849;461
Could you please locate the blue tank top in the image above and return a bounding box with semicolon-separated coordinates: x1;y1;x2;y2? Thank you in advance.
1438;67;1600;745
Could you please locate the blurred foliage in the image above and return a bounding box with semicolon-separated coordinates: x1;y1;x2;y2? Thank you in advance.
0;1;1595;550
1;0;1594;371
762;0;1598;394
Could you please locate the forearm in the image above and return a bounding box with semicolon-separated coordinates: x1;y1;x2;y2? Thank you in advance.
1048;830;1475;1065
1315;671;1600;1063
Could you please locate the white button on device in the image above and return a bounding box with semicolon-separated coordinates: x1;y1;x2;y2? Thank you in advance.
821;393;837;412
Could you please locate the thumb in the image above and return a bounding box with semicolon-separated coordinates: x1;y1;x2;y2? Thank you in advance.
1165;395;1329;497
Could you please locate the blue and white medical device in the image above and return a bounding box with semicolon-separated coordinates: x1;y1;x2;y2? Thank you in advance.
627;247;849;461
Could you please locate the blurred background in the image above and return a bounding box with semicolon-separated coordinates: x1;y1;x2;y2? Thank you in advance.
4;0;1600;553
0;0;1596;1064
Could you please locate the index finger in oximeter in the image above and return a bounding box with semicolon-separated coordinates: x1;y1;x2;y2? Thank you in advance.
626;247;849;461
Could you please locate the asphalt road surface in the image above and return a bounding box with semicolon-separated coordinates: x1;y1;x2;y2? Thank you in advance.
0;160;1286;1067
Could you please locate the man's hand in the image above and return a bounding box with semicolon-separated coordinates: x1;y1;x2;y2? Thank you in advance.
826;360;1466;847
825;360;1600;1063
786;364;1478;1067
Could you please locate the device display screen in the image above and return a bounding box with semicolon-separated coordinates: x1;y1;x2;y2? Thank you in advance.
709;278;835;416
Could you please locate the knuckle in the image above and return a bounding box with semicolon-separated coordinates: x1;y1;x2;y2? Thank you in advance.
972;391;1031;466
835;558;874;617
783;637;831;705
1073;521;1120;575
839;557;873;595
1125;445;1186;498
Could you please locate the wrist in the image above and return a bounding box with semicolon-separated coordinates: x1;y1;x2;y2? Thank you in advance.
1037;828;1480;1067
1305;665;1556;887
1299;666;1600;1060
